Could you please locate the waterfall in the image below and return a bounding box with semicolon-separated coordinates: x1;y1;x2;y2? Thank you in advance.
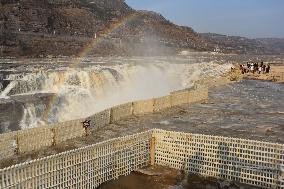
0;57;233;131
0;81;18;97
19;103;46;130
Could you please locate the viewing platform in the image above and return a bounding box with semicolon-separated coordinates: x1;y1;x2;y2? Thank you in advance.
1;81;284;188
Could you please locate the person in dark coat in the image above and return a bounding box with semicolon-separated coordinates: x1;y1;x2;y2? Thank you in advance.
266;64;271;74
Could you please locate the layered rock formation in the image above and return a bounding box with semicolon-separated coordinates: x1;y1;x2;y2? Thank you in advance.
0;0;283;57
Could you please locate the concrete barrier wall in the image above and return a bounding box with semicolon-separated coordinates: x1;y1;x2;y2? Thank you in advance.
0;132;16;160
133;99;154;115
88;109;111;130
153;95;171;112
17;126;54;153
52;119;86;144
1;120;86;158
188;86;208;103
0;86;209;160
170;90;189;107
111;102;133;123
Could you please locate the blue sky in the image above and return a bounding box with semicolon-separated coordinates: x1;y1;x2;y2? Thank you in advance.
125;0;284;38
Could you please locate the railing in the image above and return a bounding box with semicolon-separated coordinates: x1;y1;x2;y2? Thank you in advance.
0;130;153;189
153;129;284;189
0;86;208;160
0;129;283;189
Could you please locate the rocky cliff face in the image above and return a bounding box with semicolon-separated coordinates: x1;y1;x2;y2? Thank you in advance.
0;0;283;57
1;0;132;35
0;0;134;56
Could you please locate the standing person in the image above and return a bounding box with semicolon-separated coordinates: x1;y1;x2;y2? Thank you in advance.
239;64;244;74
254;63;258;72
243;65;247;73
247;62;251;69
260;62;264;68
258;65;262;74
266;64;271;74
250;62;255;74
262;64;266;74
242;65;245;74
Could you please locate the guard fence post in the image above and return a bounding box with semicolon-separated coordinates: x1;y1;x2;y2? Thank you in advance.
150;136;156;166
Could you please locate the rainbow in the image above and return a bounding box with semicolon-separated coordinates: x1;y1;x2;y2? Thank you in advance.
43;13;141;121
75;13;140;63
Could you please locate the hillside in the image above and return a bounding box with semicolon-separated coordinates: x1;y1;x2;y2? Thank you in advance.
256;38;284;55
0;0;283;57
201;33;284;55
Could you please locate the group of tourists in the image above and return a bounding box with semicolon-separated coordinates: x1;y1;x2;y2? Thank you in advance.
239;62;271;74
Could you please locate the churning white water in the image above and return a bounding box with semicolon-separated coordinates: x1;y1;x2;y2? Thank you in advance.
0;81;18;97
19;103;46;129
0;56;233;130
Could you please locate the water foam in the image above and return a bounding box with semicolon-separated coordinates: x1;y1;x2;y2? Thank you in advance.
0;57;233;130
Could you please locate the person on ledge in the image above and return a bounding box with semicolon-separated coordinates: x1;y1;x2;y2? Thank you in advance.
258;65;262;74
262;64;266;74
266;64;271;74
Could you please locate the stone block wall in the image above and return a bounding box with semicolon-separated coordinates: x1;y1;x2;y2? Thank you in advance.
188;86;208;103
52;119;86;144
88;109;111;131
17;126;54;153
133;99;154;115
0;131;16;160
170;90;189;107
110;102;133;123
153;96;171;112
